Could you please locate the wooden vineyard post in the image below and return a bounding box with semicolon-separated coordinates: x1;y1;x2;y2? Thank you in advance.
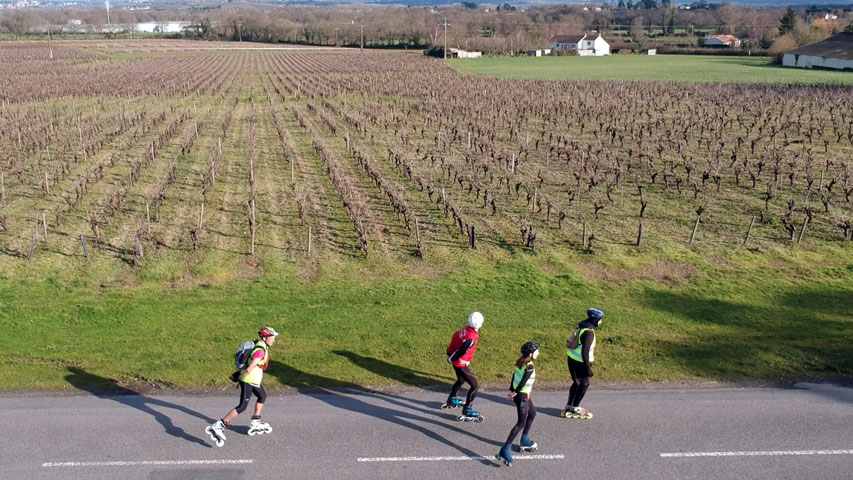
582;218;587;247
198;203;205;231
532;187;538;213
307;226;312;257
511;153;516;174
80;235;89;259
689;211;701;244
637;221;644;247
290;157;294;184
743;216;756;246
44;171;50;196
42;212;48;241
470;225;476;249
146;204;151;235
28;231;37;260
345;130;350;151
0;172;5;204
467;131;471;151
415;217;423;258
135;233;143;258
797;217;808;244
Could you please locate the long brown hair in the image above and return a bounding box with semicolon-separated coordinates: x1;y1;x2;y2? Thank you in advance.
515;354;533;368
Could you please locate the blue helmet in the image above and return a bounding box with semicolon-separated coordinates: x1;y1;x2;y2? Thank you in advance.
587;308;604;320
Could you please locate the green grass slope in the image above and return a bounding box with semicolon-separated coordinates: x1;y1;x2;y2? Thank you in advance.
1;243;850;392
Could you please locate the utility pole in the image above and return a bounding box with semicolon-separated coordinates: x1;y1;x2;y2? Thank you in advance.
440;18;450;59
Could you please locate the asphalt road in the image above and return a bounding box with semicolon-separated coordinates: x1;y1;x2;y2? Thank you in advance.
1;383;851;480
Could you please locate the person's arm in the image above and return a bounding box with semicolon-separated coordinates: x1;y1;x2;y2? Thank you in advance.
239;350;264;380
581;330;594;376
448;339;474;363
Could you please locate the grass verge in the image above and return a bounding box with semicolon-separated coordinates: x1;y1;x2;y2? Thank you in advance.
1;251;850;392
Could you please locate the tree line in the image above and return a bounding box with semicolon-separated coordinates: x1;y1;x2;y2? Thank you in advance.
1;3;851;54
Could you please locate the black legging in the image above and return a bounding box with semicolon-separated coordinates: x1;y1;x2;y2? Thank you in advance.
505;394;536;445
567;357;590;407
235;382;267;414
449;366;479;405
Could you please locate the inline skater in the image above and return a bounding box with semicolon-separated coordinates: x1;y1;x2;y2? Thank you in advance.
206;327;278;447
496;342;540;467
443;312;483;421
561;308;604;419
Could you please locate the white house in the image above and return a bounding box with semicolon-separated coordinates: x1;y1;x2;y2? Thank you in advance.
448;48;482;59
703;34;742;48
782;33;853;70
546;34;610;56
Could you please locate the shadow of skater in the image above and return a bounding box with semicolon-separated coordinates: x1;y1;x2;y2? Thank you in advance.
331;350;508;408
65;367;215;448
267;360;502;466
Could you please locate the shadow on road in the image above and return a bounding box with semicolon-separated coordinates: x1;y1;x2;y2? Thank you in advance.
267;360;502;465
64;367;214;448
330;350;509;407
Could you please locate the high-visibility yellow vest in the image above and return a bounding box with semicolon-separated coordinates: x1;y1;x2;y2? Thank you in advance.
512;361;536;394
241;340;268;386
567;328;595;363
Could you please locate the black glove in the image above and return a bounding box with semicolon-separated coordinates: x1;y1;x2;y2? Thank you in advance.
587;368;594;378
229;371;240;383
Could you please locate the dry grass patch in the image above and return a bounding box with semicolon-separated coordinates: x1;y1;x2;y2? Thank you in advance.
574;259;698;287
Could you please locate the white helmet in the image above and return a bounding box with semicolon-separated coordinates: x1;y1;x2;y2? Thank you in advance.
468;311;484;330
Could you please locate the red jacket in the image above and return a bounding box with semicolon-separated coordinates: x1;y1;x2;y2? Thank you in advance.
447;326;480;367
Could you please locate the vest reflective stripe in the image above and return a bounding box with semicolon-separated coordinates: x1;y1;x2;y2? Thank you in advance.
241;340;268;386
567;328;595;363
512;362;536;394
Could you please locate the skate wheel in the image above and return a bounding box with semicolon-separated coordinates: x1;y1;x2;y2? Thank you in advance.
456;416;465;422
266;427;272;433
475;416;484;423
248;430;256;436
441;404;448;410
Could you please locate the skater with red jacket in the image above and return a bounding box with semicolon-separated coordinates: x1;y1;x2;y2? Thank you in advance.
561;309;604;419
206;327;279;447
443;312;483;421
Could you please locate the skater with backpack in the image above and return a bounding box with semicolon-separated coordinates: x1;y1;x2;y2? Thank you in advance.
561;308;604;419
206;327;279;447
496;342;540;467
442;312;484;422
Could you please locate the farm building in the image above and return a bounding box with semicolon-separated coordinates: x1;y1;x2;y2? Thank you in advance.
782;33;853;71
546;34;610;56
448;48;482;59
703;34;742;48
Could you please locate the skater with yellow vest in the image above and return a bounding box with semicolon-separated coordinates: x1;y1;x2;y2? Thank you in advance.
496;342;540;467
561;309;604;419
206;327;279;447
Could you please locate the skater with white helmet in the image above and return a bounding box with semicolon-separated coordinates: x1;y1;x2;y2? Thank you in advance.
496;342;541;467
443;312;484;422
561;309;604;419
206;327;279;447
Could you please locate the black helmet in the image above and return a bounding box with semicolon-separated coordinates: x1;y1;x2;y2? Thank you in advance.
521;342;540;357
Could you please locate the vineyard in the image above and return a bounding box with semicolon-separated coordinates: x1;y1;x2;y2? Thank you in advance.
1;40;851;276
0;40;851;388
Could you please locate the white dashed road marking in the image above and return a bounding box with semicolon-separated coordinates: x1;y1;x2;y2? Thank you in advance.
42;459;253;468
357;454;565;462
661;450;853;458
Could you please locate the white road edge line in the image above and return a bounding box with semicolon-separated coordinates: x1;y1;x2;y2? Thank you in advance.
43;459;254;468
661;450;853;458
357;454;565;462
